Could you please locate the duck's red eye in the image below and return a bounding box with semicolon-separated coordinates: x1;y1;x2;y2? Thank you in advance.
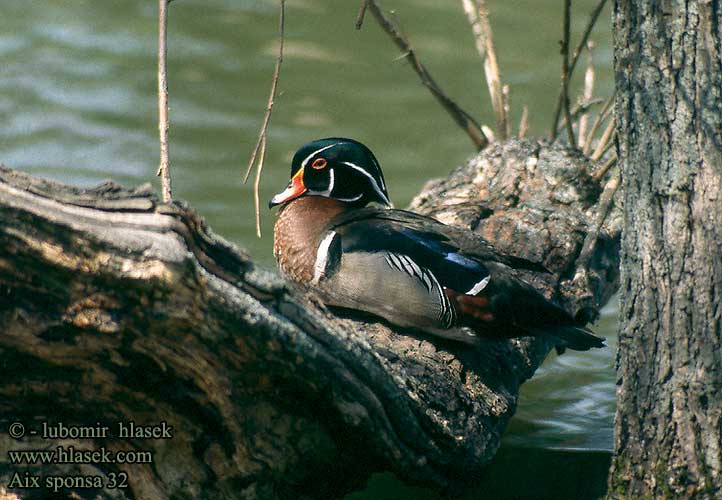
311;157;327;169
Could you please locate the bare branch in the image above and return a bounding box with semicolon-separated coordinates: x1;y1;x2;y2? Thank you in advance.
555;97;604;137
355;0;369;29
253;135;267;238
156;0;173;203
583;92;614;155
518;105;529;138
568;0;608;79
364;0;489;150
481;124;495;142
591;120;615;161
560;0;576;147
460;0;507;139
244;0;285;238
577;42;595;148
593;152;618;181
575;168;619;270
502;84;511;138
550;0;608;140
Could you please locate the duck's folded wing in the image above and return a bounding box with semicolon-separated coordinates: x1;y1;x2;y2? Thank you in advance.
329;207;548;274
328;208;491;295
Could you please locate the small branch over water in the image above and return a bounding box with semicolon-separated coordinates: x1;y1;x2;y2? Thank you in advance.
244;0;285;238
355;0;369;29
577;42;595;148
560;0;576;147
518;105;529;139
460;0;508;139
156;0;173;203
360;0;489;150
550;0;608;141
583;92;614;155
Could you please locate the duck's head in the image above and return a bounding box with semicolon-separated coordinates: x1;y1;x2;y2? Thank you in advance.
269;138;391;209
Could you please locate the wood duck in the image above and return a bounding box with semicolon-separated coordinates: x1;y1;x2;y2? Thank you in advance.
269;138;605;351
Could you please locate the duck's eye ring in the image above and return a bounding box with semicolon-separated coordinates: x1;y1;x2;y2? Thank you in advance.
311;157;327;169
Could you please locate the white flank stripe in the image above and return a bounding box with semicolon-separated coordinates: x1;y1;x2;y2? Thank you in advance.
466;275;490;295
312;231;337;284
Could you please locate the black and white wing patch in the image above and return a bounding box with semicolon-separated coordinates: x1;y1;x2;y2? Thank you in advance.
383;253;456;328
383;253;435;291
329;208;492;297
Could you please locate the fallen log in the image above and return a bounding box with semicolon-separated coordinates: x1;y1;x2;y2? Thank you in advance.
0;139;619;499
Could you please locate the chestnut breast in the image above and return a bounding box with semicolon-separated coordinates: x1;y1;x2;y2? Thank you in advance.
273;196;349;283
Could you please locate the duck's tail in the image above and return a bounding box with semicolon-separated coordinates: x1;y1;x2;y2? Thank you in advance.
535;324;606;351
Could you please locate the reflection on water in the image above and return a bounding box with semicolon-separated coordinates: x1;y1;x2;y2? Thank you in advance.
0;0;616;497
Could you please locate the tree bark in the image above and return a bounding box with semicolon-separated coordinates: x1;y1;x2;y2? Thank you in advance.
609;1;722;498
0;139;619;499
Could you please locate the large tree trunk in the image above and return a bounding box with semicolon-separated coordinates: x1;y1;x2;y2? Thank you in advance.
609;1;722;498
0;139;619;499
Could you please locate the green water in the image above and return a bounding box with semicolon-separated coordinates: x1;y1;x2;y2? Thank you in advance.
0;0;616;497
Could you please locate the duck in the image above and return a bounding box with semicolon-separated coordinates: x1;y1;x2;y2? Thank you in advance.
269;137;604;351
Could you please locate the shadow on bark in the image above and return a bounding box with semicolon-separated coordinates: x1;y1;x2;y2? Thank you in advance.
0;139;619;499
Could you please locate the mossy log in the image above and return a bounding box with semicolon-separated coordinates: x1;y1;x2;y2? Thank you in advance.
0;139;619;499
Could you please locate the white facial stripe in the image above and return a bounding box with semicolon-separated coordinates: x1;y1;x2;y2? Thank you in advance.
341;161;390;205
301;143;342;169
334;192;364;203
307;168;334;197
466;275;490;295
370;157;386;190
313;231;337;284
327;168;335;192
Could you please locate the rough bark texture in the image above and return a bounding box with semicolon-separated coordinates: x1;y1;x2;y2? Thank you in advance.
0;139;619;500
609;1;722;498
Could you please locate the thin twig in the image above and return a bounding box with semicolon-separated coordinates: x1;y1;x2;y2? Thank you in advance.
583;92;614;155
364;0;489;150
244;0;285;238
560;0;576;147
355;0;369;29
253;136;266;238
502;84;511;138
550;0;608;140
481;125;495;143
555;97;604;136
575;97;605;115
593;152;617;181
156;0;172;203
460;0;507;139
591;120;615;161
575;169;620;270
577;42;595;148
568;0;608;82
244;0;284;184
518;105;529;139
592;131;616;164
